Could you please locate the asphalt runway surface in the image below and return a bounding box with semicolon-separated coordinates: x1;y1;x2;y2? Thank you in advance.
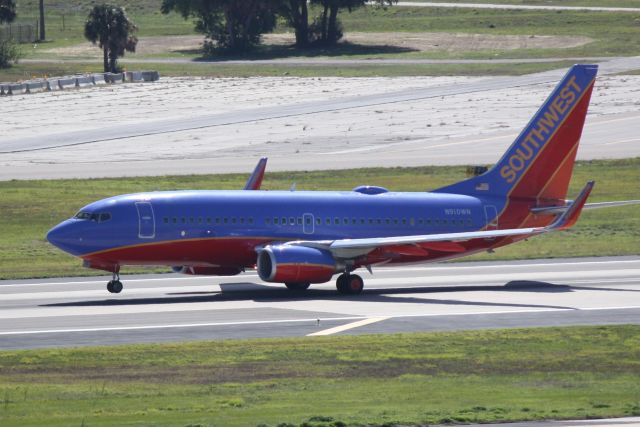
1;256;639;350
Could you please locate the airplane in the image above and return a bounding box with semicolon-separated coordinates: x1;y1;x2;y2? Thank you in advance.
46;64;639;295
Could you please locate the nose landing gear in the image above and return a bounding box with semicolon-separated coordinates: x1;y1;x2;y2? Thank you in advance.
107;272;123;294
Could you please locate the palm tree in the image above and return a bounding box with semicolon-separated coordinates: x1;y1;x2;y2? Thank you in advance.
39;0;45;41
84;4;138;73
0;0;16;24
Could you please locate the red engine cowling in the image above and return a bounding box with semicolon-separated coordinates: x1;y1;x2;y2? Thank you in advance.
257;245;340;284
172;266;243;276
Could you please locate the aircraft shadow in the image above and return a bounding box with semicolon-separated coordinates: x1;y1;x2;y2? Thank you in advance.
41;280;575;311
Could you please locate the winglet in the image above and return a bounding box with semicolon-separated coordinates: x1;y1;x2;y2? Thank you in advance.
548;181;594;230
243;157;268;190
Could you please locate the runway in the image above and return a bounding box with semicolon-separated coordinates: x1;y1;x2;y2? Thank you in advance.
1;256;639;350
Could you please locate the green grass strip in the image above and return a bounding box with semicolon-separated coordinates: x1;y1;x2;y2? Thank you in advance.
1;159;639;280
0;326;639;426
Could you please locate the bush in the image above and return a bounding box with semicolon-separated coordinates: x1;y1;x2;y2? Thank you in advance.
0;37;20;68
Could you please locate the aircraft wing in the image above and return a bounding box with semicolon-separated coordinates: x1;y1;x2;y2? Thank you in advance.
290;181;594;260
243;157;268;190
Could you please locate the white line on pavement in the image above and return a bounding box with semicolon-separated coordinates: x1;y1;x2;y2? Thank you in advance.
307;317;390;336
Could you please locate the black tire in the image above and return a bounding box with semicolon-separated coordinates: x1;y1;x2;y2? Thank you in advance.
336;273;349;294
346;274;364;294
111;280;123;294
106;280;114;293
285;282;311;291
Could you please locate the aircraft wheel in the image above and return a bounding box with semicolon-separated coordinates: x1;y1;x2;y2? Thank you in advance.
336;274;348;294
346;274;364;295
108;280;123;294
285;282;311;291
336;273;363;295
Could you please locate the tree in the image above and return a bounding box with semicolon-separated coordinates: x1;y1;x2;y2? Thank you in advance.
161;0;278;53
84;4;138;73
0;0;16;24
279;0;309;48
39;0;45;41
309;0;395;45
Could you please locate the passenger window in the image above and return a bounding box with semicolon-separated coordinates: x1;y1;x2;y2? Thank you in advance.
297;217;302;225
163;217;169;224
224;218;228;224
172;217;177;224
99;213;111;222
265;217;271;225
248;218;254;224
316;218;321;225
326;218;331;225
305;217;311;225
273;217;279;225
232;218;237;224
240;218;245;224
282;217;287;225
334;218;340;225
198;217;203;224
181;217;186;224
215;218;221;224
410;218;415;226
189;217;195;223
418;219;423;225
360;218;365;225
393;219;398;225
402;218;407;225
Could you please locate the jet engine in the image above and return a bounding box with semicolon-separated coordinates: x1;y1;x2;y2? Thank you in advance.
171;266;242;276
257;245;341;284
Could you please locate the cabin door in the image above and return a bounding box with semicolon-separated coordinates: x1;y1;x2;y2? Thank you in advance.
303;213;315;235
484;205;498;230
135;202;156;239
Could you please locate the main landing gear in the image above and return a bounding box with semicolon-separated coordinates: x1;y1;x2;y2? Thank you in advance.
336;273;364;295
107;272;123;294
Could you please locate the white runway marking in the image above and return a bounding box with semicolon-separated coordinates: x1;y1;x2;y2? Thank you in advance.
307;317;390;336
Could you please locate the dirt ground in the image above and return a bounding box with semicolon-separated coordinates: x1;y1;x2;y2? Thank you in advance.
44;32;592;57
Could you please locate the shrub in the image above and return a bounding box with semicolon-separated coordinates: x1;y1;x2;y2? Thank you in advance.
0;36;20;68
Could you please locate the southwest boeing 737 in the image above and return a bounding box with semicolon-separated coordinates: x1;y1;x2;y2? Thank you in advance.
46;64;638;294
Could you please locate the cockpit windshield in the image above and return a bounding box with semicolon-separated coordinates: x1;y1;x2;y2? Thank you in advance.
74;211;111;222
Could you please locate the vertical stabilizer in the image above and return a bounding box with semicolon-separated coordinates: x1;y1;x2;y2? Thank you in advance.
434;64;597;203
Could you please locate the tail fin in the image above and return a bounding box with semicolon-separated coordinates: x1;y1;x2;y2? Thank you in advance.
434;64;598;203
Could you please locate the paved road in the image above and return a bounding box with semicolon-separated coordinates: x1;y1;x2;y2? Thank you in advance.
1;256;638;350
456;417;640;427
396;2;640;12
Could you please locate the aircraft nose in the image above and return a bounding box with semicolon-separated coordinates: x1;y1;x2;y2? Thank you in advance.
46;220;78;254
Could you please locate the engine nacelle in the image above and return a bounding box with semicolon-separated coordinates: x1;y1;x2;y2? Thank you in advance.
257;245;340;284
171;266;242;276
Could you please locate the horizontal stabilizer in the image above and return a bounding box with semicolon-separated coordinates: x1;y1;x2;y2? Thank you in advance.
243;157;268;190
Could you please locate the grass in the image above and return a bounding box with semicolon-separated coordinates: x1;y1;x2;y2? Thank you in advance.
0;325;639;426
0;59;575;81
7;3;640;62
0;159;639;280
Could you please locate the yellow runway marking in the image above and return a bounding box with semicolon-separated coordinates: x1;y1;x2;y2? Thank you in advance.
307;316;390;336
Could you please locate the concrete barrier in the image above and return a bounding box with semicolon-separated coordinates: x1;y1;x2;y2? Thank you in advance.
124;71;143;82
141;70;160;82
57;78;76;90
7;83;26;95
105;72;124;83
0;84;6;96
45;80;61;91
92;74;107;85
25;81;45;93
75;76;94;87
